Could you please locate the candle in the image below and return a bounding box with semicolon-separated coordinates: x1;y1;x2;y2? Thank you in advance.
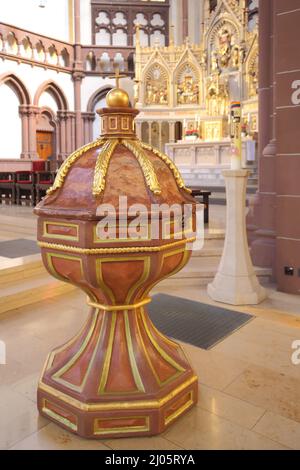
230;102;242;170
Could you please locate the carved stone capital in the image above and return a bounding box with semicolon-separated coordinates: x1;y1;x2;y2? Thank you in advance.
57;110;68;120
27;105;40;116
72;70;85;82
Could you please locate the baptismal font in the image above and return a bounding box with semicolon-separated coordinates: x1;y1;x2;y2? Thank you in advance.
34;76;198;439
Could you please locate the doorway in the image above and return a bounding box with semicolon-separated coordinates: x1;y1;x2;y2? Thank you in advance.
36;131;53;160
175;121;183;141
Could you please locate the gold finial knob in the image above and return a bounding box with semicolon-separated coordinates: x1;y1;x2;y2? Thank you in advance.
106;68;130;108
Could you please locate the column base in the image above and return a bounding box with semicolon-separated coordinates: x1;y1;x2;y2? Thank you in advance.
37;305;198;439
37;375;198;439
208;271;267;306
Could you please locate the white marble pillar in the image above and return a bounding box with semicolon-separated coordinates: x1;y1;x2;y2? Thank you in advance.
169;122;176;143
207;169;267;305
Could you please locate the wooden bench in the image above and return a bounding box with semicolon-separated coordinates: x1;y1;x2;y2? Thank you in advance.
189;188;212;224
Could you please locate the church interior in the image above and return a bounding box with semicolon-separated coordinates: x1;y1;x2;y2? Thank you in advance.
0;0;300;451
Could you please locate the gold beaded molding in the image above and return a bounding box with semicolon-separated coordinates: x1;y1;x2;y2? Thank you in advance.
38;237;196;254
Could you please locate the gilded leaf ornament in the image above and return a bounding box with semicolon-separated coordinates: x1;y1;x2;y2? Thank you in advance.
140;142;191;193
122;140;162;195
92;139;119;196
47;139;105;195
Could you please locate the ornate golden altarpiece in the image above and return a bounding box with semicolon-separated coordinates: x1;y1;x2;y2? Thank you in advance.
134;0;258;156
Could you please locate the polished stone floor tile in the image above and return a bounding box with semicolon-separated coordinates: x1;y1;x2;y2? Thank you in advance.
11;373;39;404
213;334;300;380
10;423;110;450
163;407;289;450
104;436;184;450
182;341;250;390
254;411;300;450
0;386;47;450
225;365;300;423
197;383;265;429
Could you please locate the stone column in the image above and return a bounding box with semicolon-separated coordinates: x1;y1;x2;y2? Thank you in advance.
158;121;162;151
182;0;189;40
71;113;76;152
19;105;30;159
27;106;39;159
135;121;142;140
58;111;68;159
89;113;95;142
274;0;300;293
82;113;90;144
73;0;84;149
149;122;153;146
169;122;176;143
65;111;74;155
73;72;84;149
248;0;276;271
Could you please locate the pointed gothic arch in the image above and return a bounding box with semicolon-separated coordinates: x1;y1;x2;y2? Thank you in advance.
0;73;32;159
87;85;113;113
0;72;31;105
143;61;169;106
34;80;69;110
173;60;201;106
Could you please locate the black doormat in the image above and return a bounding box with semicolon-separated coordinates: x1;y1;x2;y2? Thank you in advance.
147;293;253;349
0;239;40;258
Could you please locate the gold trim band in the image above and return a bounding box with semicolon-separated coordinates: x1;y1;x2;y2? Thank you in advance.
37;237;196;254
87;297;151;311
38;375;198;411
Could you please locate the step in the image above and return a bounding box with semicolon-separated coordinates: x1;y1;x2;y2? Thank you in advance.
159;256;272;288
0;213;37;236
196;185;258;194
0;272;76;315
0;254;45;285
192;246;223;257
204;228;225;240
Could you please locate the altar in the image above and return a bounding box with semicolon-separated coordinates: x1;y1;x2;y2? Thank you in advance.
134;0;259;173
165;138;256;187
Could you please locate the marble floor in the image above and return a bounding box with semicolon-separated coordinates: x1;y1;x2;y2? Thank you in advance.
0;204;300;450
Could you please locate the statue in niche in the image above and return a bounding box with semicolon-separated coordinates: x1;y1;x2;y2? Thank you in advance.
218;28;232;68
133;79;140;106
248;54;258;97
218;82;229;116
206;84;218;116
201;50;208;67
211;51;219;72
206;76;229;116
145;65;168;105
231;46;240;68
249;69;258;97
239;46;246;65
177;73;199;105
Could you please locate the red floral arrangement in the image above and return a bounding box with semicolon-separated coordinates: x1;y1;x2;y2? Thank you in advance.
185;129;199;137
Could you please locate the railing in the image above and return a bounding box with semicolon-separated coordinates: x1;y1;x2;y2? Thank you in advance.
0;23;74;72
0;22;135;76
81;45;135;75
